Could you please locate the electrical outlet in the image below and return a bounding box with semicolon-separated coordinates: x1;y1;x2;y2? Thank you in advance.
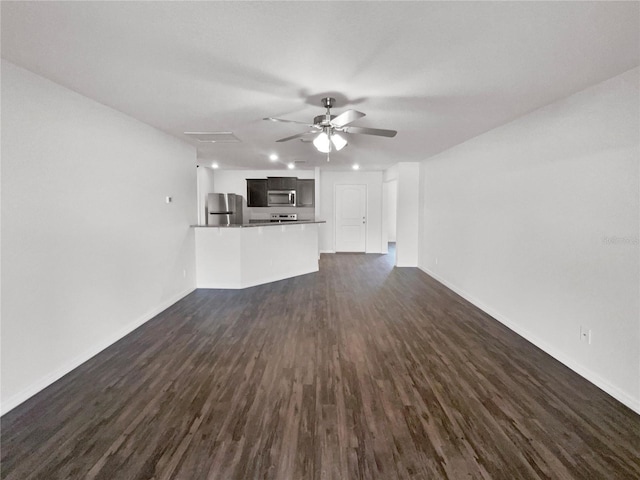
435;257;439;265
580;326;592;344
183;269;187;278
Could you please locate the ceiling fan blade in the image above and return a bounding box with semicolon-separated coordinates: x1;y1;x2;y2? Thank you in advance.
276;131;318;142
264;117;315;127
344;126;397;138
330;109;365;127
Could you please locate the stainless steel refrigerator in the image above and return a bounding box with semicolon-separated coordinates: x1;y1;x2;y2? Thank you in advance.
207;193;243;226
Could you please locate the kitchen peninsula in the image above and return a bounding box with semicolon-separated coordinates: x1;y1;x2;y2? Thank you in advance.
193;220;325;289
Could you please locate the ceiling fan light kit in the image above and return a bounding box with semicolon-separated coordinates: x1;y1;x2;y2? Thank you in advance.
331;133;347;151
265;97;397;159
313;131;331;153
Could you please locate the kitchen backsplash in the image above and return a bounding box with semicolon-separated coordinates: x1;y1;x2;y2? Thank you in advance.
247;206;315;221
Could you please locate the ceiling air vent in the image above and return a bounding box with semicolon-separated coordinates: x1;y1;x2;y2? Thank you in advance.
184;132;241;143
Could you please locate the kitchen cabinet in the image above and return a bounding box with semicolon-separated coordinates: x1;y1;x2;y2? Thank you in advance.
296;179;315;207
267;176;297;190
247;179;268;207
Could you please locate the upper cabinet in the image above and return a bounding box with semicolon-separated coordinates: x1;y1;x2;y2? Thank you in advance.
296;179;315;207
246;179;268;207
246;176;315;208
267;177;297;191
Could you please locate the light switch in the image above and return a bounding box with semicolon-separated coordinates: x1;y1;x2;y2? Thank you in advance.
165;196;172;204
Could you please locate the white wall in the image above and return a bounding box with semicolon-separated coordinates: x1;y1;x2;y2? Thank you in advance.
319;170;384;253
196;166;216;225
381;182;390;254
419;68;640;412
386;181;398;242
1;61;197;414
396;163;420;266
382;166;398;253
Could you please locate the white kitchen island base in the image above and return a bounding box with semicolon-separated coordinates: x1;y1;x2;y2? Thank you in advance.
194;223;320;289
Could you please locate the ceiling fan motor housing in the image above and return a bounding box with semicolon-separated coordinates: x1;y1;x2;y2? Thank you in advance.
314;114;336;126
321;97;336;109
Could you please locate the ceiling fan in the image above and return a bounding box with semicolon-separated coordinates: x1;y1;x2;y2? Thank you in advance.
264;97;397;158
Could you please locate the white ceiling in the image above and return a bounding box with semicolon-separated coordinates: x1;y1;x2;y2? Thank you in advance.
2;1;638;171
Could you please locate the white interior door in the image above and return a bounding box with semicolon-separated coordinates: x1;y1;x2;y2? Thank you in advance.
335;184;367;252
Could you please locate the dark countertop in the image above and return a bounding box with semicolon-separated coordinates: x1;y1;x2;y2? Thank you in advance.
192;220;326;228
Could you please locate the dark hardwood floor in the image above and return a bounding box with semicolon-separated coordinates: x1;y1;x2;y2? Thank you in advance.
2;247;639;479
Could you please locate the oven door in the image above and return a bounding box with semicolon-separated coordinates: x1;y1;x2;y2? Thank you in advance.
267;190;296;207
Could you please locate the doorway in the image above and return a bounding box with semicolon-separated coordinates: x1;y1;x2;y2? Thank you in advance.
335;184;367;252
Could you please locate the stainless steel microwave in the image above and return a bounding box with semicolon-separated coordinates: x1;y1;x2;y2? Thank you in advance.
267;190;296;207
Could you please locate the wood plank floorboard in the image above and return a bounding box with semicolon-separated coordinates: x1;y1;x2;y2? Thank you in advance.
2;248;639;479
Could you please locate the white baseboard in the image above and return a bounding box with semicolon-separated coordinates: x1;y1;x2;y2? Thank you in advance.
321;250;385;254
0;287;196;416
419;266;640;415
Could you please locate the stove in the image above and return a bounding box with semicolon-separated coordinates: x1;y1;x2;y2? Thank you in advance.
270;213;298;223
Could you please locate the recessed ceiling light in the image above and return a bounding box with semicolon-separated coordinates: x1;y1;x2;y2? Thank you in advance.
269;154;278;161
352;164;360;170
212;163;219;169
287;163;295;169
